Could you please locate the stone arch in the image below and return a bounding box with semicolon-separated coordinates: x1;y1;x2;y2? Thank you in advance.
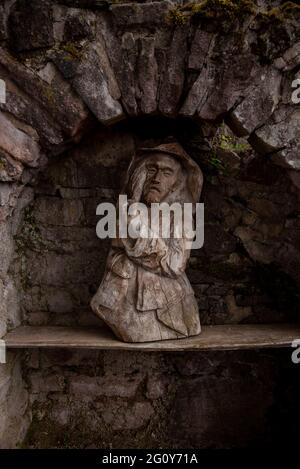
0;0;299;448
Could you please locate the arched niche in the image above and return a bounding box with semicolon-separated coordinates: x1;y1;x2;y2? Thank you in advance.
0;0;299;449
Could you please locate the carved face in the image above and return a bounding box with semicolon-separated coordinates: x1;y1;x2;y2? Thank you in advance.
142;153;182;204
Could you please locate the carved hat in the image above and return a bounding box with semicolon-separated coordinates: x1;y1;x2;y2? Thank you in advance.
131;142;203;204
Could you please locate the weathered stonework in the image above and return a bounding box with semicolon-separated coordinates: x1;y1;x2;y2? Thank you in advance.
0;0;299;448
21;348;300;448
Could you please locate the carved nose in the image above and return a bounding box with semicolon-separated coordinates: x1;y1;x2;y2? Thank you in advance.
152;174;161;184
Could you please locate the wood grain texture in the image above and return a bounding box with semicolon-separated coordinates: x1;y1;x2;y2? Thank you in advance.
4;324;300;352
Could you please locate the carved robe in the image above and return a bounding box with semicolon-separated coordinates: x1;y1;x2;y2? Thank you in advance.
92;235;200;342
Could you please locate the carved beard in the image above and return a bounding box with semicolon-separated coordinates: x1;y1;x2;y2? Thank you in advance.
143;186;163;204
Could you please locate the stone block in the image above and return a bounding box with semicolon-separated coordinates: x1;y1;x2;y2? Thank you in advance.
0;150;24;182
159;25;189;116
0;77;65;152
33;198;84;227
101;401;154;431
111;1;173;26
250;106;300;170
53;42;124;124
30;372;66;394
0;112;40;167
0;48;90;139
8;0;55;52
228;67;282;137
146;373;168;400
69;374;144;399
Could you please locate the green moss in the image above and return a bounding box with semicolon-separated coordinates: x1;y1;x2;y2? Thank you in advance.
166;7;190;25
61;41;84;60
261;1;300;21
43;85;56;105
208;153;226;174
205;123;248;175
167;0;299;25
14;206;49;291
17;254;29;291
216;130;251;154
191;0;255;19
281;1;300;13
14;206;48;255
167;0;255;24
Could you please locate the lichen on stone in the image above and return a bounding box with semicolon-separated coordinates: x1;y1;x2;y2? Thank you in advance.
166;7;190;25
15;206;48;255
213;124;251;154
42;85;56;105
167;0;300;25
261;1;300;22
167;0;255;25
190;0;255;19
61;42;84;60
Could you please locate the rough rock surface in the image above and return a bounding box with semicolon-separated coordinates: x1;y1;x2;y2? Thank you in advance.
0;0;299;448
14;122;300;328
22;348;300;448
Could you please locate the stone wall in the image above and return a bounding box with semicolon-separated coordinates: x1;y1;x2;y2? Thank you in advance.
12;126;134;327
9;117;300;448
0;0;299;448
12;119;300;328
22;348;300;448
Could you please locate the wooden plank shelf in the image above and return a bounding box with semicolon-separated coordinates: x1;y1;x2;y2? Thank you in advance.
4;323;300;352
